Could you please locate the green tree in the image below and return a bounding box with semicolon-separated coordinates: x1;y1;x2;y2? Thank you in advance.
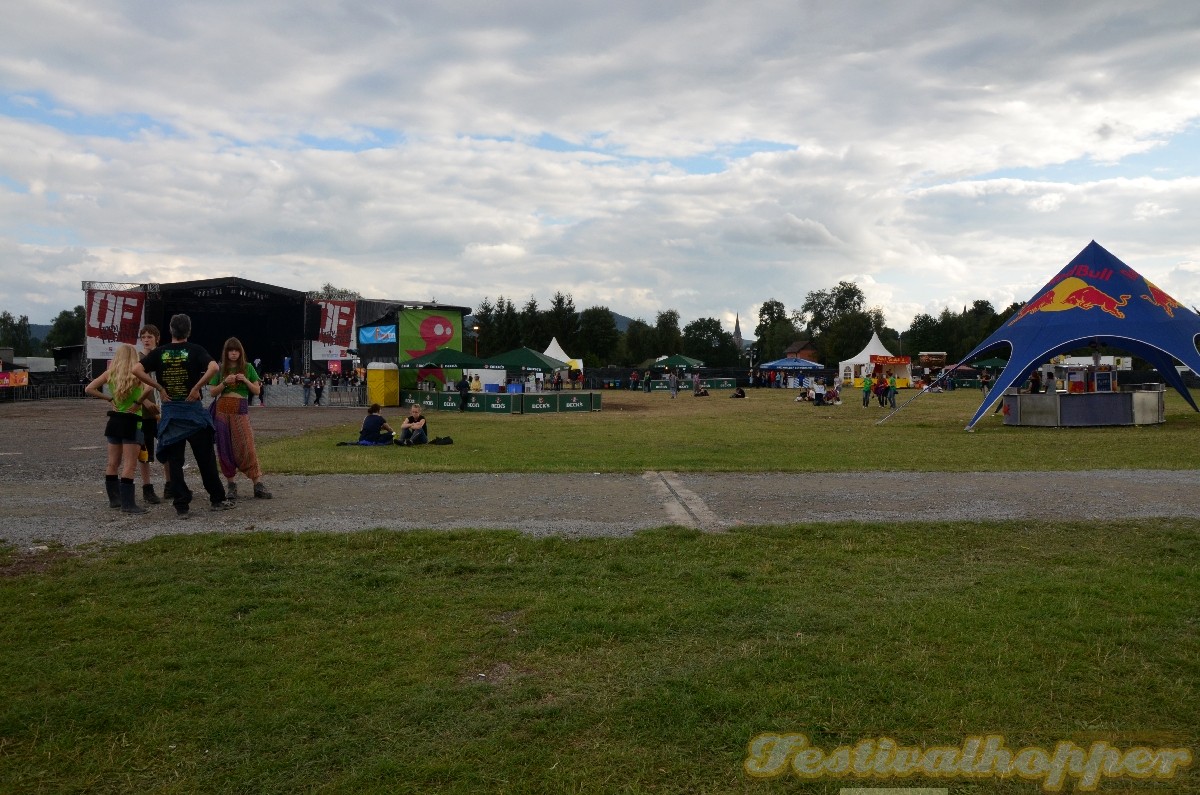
311;283;362;300
42;305;86;352
682;317;740;366
577;307;620;365
820;312;879;364
0;311;34;356
655;310;683;355
797;281;865;339
622;319;657;365
473;298;496;357
544;292;579;350
753;300;797;361
519;296;549;350
492;297;522;353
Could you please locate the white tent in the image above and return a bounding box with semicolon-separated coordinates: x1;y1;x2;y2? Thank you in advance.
544;337;583;373
838;331;912;387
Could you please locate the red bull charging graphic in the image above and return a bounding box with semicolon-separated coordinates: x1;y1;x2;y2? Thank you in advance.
1140;279;1183;318
1008;277;1131;325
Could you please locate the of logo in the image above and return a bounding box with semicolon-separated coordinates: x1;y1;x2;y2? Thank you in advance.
1008;277;1131;325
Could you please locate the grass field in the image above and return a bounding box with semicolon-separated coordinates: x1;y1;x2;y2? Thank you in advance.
2;387;1198;793
263;387;1200;474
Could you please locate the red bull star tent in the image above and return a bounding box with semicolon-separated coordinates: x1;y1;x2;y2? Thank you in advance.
958;240;1200;430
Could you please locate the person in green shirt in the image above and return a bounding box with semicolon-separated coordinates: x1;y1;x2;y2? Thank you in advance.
208;337;272;500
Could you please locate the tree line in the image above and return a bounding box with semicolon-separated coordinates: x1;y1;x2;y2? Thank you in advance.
473;284;1022;369
0;306;85;358
1;286;1019;369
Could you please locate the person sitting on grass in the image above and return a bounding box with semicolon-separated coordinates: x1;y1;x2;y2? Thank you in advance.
396;404;429;446
359;403;395;444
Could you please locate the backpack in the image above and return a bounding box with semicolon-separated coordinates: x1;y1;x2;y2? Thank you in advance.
431;436;454;445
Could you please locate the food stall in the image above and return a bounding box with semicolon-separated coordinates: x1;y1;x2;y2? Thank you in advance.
1002;365;1165;426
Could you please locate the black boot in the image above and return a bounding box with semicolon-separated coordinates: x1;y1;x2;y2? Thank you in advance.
105;475;121;508
163;481;174;500
142;484;162;504
119;478;147;514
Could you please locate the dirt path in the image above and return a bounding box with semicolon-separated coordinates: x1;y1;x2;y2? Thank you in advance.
2;400;1198;549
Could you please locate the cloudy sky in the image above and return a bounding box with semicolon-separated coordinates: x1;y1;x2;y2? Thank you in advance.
4;1;1200;334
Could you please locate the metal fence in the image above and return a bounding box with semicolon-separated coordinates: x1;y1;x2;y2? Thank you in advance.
0;383;86;402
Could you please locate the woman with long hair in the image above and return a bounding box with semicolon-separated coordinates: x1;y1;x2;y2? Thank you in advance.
85;343;158;513
208;337;273;500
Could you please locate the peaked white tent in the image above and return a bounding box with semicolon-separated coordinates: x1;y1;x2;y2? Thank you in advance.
838;332;912;387
544;337;583;373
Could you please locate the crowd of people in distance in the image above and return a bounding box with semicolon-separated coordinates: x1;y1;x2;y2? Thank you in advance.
85;313;272;519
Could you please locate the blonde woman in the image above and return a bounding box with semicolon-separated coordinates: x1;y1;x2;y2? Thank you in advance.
85;343;158;513
208;337;272;499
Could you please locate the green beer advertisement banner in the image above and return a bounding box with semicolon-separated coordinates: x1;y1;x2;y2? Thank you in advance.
397;309;464;389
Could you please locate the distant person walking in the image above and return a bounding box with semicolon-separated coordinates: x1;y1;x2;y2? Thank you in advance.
456;373;471;411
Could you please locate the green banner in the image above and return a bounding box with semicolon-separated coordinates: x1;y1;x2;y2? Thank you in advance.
462;394;485;413
522;393;558;414
419;392;437;411
591;391;601;411
483;393;515;414
560;393;588;412
437;393;462;412
397;309;464;389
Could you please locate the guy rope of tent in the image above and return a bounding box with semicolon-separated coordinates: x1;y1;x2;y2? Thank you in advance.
879;240;1200;430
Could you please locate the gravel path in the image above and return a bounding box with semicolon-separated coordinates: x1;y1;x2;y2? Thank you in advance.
3;400;1198;549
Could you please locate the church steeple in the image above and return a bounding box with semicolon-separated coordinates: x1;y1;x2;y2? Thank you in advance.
733;313;743;350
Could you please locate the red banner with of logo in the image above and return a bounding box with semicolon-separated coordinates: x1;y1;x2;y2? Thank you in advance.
85;289;145;360
311;300;356;361
870;354;911;365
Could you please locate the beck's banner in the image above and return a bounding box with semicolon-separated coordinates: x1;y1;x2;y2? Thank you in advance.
85;289;145;360
398;309;463;387
312;300;356;361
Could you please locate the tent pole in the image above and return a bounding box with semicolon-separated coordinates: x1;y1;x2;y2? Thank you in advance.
875;367;965;426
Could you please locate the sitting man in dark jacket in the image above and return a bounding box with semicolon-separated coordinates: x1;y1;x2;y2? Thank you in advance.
396;404;429;446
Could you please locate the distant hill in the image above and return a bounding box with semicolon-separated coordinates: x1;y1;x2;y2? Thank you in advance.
610;311;635;333
30;324;51;341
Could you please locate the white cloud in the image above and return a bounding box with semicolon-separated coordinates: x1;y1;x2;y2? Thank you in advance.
2;0;1200;338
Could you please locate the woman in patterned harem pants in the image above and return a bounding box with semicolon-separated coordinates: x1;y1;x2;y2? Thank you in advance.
208;337;273;500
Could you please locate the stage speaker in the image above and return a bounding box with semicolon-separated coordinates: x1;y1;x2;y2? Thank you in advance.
304;301;322;340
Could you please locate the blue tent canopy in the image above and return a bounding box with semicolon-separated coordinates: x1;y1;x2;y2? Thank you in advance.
958;241;1200;430
759;357;822;370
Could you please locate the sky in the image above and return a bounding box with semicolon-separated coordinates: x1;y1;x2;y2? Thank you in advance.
4;1;1200;335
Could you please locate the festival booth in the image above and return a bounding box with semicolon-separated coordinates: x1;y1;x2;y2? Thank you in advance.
485;347;570;393
758;357;823;389
955;241;1200;430
838;332;911;387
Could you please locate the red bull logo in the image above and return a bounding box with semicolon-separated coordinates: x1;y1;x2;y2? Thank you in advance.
1008;277;1131;324
1141;279;1183;318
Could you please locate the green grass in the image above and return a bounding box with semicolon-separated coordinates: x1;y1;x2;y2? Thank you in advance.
262;388;1200;474
2;523;1197;793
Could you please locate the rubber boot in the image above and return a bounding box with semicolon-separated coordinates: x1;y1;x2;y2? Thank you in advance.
119;478;147;514
105;475;121;508
142;484;162;504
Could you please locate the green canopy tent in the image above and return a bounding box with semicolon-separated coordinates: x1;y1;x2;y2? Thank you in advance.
397;348;502;370
653;353;705;370
969;356;1009;369
485;347;569;373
